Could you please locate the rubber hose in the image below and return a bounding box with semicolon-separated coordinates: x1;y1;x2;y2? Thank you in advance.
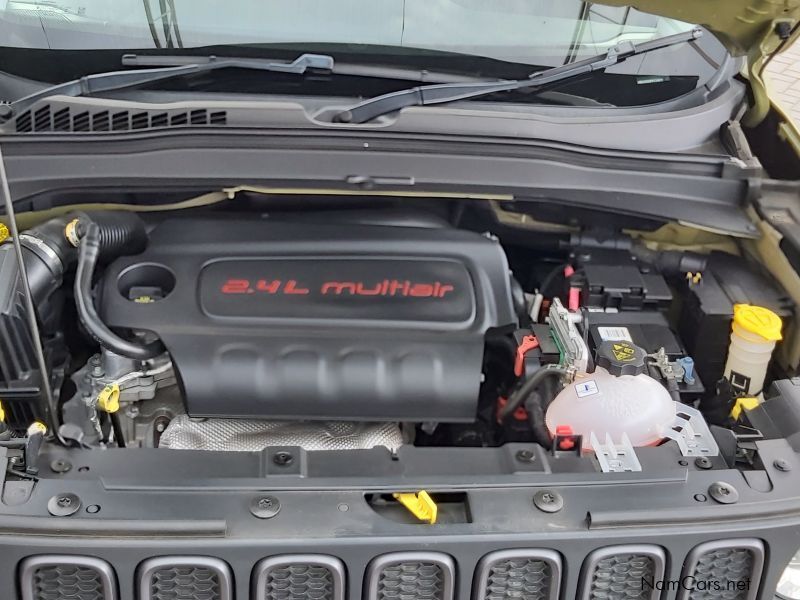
524;391;554;449
77;211;148;258
499;365;568;422
666;378;682;404
75;223;164;360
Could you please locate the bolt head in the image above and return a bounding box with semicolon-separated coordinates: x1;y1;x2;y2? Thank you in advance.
47;493;81;517
515;449;535;463
533;490;563;513
708;481;739;505
273;451;294;466
774;459;792;472
695;456;713;470
50;459;72;474
249;495;281;519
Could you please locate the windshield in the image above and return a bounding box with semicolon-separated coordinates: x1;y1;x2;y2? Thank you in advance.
0;1;727;108
2;1;697;61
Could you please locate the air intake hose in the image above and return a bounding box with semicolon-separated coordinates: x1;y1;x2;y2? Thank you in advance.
72;213;164;360
70;211;149;258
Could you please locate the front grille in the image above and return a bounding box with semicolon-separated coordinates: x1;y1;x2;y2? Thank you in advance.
579;545;665;600
18;541;766;600
253;555;345;600
150;566;219;599
473;550;561;600
366;552;455;600
679;540;764;600
19;556;116;600
137;557;232;600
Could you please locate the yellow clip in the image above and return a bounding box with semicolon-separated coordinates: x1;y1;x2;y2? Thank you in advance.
393;491;438;524
0;223;8;244
0;400;5;423
731;396;760;420
97;384;121;413
64;218;81;247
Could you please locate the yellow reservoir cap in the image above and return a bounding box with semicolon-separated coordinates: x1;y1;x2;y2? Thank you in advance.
733;304;783;342
0;400;5;423
0;223;8;244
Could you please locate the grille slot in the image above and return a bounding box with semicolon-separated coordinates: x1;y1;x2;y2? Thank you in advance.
473;549;561;600
254;555;345;600
366;552;455;600
579;545;665;600
138;557;232;600
678;540;764;600
19;556;116;600
14;104;227;133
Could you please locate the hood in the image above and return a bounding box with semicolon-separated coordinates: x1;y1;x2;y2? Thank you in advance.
601;0;799;58
601;1;800;128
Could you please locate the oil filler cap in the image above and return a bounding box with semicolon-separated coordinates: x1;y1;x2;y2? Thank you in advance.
596;340;647;377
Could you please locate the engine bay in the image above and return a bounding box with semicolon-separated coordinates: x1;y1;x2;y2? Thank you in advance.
0;199;795;474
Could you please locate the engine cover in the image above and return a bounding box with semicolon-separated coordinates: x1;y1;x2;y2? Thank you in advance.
99;218;517;422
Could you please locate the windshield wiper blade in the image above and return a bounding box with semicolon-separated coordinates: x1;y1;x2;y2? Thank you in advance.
121;54;493;85
335;27;703;124
6;53;334;118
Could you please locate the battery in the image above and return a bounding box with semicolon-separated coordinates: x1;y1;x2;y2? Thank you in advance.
587;310;704;400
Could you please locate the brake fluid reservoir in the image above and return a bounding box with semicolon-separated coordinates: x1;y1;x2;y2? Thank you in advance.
723;304;782;395
545;340;675;451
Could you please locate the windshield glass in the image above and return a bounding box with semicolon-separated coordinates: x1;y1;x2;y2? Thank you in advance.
0;1;728;109
2;1;695;63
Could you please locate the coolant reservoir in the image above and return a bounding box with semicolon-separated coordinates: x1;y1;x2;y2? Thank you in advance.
545;341;675;451
723;304;782;395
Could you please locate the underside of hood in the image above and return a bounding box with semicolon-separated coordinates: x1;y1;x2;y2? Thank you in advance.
601;0;799;57
602;1;800;128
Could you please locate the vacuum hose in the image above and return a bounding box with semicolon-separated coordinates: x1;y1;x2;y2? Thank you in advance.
498;364;568;422
74;217;164;360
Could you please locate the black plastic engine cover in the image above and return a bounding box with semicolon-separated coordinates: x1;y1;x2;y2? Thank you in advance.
99;218;517;422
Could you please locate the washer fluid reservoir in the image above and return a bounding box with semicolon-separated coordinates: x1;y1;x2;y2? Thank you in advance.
545;340;675;451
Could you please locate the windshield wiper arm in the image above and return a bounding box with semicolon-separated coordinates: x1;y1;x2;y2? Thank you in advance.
6;52;498;120
335;27;703;124
6;53;334;118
